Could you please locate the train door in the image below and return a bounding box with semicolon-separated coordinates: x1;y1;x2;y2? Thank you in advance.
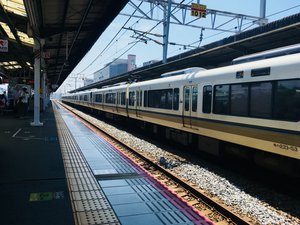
89;92;92;105
116;92;119;112
100;93;104;110
135;90;142;117
183;85;198;128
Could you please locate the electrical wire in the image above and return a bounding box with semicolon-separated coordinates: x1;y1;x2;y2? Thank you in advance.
76;1;144;74
184;4;300;52
78;0;186;75
77;1;300;77
267;4;300;17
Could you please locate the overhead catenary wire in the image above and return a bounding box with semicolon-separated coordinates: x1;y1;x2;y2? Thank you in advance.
77;0;170;75
76;0;186;76
185;4;300;49
76;1;300;79
75;1;144;75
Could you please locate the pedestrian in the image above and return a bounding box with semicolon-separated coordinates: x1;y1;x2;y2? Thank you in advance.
0;91;6;115
13;85;21;115
19;87;30;117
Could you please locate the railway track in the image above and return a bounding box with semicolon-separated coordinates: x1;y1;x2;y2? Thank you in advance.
58;101;256;225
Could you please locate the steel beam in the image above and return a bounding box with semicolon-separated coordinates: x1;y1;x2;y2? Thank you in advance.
121;0;267;33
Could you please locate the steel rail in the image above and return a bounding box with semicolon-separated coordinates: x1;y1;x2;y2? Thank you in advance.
58;101;256;225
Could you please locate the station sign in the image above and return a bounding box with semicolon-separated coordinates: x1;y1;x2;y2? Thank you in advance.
191;3;207;18
0;39;8;52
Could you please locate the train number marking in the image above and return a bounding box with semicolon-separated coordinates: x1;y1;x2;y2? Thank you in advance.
273;143;298;152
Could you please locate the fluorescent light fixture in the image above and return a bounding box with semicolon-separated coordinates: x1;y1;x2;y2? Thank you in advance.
0;22;33;46
1;0;27;17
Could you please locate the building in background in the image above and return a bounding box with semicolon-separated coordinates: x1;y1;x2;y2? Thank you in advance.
110;59;127;78
84;78;94;86
127;54;136;71
94;55;136;83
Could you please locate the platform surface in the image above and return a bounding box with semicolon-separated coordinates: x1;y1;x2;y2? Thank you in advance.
57;102;213;225
0;103;213;225
0;106;75;225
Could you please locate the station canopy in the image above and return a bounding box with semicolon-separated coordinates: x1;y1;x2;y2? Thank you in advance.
0;0;128;88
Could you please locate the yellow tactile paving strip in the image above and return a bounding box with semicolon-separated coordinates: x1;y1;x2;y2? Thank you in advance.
53;102;120;225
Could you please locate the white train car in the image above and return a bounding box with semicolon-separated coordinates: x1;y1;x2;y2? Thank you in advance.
62;52;300;173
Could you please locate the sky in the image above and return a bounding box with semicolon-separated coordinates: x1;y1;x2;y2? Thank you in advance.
57;0;300;93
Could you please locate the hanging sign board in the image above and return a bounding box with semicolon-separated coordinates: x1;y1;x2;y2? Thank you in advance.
0;39;8;52
191;3;207;18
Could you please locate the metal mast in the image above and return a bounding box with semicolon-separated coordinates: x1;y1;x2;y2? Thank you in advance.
259;0;267;26
122;0;268;63
163;0;172;63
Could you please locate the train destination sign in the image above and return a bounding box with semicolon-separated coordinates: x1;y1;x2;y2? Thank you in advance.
191;3;207;18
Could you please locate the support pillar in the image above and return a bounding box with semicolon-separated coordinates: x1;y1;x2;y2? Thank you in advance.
162;0;172;63
41;71;47;111
31;38;43;126
259;0;268;26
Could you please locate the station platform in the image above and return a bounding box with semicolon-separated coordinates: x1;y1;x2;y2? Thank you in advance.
0;105;74;225
0;102;214;225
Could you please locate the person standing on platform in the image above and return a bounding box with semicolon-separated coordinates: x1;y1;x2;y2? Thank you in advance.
13;85;21;115
0;91;6;115
19;87;30;118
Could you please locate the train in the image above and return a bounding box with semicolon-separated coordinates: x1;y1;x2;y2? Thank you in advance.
62;49;300;175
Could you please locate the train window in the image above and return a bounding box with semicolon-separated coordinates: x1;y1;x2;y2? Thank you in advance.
203;86;212;113
95;94;102;103
192;86;198;112
136;90;142;107
213;85;230;114
105;93;116;104
274;79;300;121
117;92;120;105
136;91;140;106
173;88;179;110
148;89;173;109
144;91;148;107
166;89;173;109
251;67;270;77
120;92;126;105
184;87;190;111
83;95;88;101
250;82;272;118
129;91;135;106
148;90;156;108
231;84;249;116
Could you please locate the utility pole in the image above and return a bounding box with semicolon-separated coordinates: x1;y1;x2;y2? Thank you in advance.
162;0;172;63
124;0;268;63
259;0;267;26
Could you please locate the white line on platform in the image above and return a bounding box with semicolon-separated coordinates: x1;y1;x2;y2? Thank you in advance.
12;128;22;138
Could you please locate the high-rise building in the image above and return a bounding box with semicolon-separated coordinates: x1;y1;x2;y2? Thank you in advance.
110;59;127;78
93;55;136;82
127;54;136;71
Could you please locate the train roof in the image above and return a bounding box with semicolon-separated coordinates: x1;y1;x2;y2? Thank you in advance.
131;52;300;87
67;52;300;95
160;67;205;77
